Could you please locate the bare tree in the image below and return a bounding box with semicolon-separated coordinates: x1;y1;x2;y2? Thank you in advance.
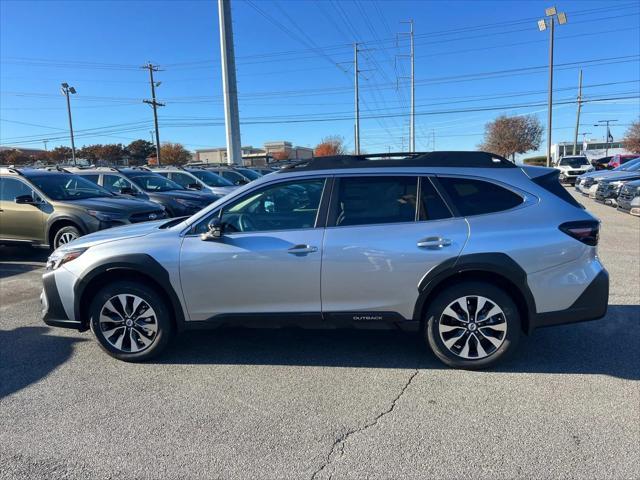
622;119;640;154
314;135;346;157
480;115;543;160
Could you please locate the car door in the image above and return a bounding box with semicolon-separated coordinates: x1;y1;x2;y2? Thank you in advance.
179;176;328;321
0;177;46;242
321;175;469;321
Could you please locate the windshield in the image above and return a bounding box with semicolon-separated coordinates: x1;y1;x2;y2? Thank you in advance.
235;168;262;180
29;174;113;200
559;157;589;167
616;158;640;171
129;174;184;192
189;170;234;187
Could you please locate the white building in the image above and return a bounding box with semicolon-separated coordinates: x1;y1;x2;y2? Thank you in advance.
551;140;629;162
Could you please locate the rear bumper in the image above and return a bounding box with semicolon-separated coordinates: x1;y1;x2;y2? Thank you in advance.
41;272;85;331
530;269;609;332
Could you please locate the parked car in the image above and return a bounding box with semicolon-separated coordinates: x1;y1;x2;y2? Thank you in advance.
575;158;640;196
147;166;237;197
41;151;608;370
616;179;640;216
253;168;277;176
554;155;593;184
203;166;256;185
591;156;612;170
0;167;166;249
595;172;640;206
607;154;638;169
69;167;219;217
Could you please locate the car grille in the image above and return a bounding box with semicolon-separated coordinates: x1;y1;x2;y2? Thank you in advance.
583;178;596;187
596;183;615;198
129;210;167;223
618;187;636;202
567;170;582;175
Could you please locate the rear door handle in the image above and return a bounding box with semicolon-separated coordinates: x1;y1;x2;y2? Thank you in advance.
287;244;318;255
417;237;452;249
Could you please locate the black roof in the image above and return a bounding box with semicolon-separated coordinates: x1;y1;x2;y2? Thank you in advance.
279;151;515;172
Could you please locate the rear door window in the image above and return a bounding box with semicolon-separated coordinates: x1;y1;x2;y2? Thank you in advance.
102;174;134;193
0;178;33;201
330;176;418;227
437;177;523;216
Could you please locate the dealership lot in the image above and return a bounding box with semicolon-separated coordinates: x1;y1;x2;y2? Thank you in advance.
1;190;638;479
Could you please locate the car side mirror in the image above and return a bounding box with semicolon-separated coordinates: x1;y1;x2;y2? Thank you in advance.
15;194;37;205
187;183;202;190
119;186;136;195
200;218;224;241
235;179;249;186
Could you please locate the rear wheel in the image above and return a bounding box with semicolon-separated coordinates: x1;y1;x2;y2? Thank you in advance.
424;281;520;369
89;281;173;362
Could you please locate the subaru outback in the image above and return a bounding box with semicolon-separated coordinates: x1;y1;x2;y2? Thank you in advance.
0;167;166;249
40;152;609;369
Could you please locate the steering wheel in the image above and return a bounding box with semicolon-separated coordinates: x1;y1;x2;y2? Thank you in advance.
238;214;258;232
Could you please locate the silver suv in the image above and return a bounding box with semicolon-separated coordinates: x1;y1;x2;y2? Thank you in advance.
40;152;609;369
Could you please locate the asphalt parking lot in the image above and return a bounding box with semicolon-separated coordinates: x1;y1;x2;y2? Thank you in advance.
1;189;638;480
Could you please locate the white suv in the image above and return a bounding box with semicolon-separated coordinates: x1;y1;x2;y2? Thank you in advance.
554;156;593;185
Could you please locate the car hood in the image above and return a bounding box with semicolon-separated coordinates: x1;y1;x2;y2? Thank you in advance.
59;218;171;250
601;172;640;183
64;196;163;214
580;170;621;180
556;164;591;171
208;186;237;195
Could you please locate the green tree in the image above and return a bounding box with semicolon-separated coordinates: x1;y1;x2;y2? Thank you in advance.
127;139;155;165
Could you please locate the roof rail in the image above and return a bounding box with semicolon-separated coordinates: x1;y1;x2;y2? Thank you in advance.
279;151;514;172
0;165;26;176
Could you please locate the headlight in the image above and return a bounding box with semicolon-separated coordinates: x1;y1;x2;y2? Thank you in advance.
87;210;121;222
46;248;87;271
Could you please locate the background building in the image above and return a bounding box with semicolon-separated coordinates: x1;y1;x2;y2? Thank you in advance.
552;140;629;162
194;141;313;165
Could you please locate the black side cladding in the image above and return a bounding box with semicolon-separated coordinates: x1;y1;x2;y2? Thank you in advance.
532;170;584;209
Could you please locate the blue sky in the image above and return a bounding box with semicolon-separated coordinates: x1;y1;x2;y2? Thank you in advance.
1;0;639;157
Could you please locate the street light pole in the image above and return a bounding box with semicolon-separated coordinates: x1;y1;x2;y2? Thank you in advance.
60;83;77;165
538;7;567;167
572;69;583;155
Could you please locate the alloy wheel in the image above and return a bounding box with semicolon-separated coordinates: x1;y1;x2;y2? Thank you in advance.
438;295;507;360
57;231;78;247
98;294;158;353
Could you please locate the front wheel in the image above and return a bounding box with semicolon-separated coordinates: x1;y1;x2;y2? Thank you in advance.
52;225;81;250
89;281;174;362
424;281;520;370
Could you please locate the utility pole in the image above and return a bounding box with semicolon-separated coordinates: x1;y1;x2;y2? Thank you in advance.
538;7;567;167
594;119;617;157
60;83;77;165
43;139;49;151
142;63;164;165
398;20;415;152
354;42;360;155
218;0;242;165
572;69;583;155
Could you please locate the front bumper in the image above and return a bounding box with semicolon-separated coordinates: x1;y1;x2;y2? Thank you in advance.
530;269;609;331
41;271;86;331
617;195;640;215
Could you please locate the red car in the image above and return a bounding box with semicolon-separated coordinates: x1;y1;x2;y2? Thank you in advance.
608;154;639;169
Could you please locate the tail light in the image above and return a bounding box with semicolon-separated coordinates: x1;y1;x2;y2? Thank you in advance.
559;220;599;246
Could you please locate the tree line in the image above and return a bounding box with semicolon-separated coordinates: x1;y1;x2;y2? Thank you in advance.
0;140;192;166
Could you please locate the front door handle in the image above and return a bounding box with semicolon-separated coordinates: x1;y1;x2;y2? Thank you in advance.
287;244;318;255
417;237;452;249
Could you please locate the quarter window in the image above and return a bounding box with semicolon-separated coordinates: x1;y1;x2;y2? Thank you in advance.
437;177;523;216
213;178;326;233
332;176;418;227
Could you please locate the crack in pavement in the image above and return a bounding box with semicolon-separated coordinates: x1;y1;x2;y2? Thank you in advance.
310;369;420;480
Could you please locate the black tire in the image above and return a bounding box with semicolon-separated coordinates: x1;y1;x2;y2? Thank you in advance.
89;280;174;362
423;281;520;370
52;225;81;250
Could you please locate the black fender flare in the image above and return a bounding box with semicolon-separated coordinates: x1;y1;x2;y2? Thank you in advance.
73;253;186;331
412;252;537;332
46;214;89;243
